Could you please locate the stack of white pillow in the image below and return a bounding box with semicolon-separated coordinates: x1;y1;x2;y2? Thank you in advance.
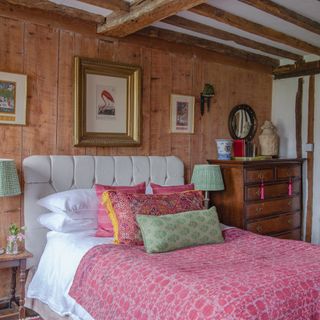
37;189;99;233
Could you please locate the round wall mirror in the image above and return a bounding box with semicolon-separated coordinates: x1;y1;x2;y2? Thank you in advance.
228;104;257;141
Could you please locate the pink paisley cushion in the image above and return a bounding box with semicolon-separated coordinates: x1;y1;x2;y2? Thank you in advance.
103;190;204;245
150;182;194;194
95;182;146;237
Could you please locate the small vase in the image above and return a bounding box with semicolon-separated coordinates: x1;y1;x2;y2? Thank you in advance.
6;236;19;255
216;139;233;160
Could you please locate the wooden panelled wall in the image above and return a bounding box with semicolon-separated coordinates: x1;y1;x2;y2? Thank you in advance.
0;13;271;297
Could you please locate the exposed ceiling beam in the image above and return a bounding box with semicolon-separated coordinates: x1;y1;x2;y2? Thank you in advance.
138;26;279;67
97;0;206;37
3;0;105;24
273;60;320;79
239;0;320;36
163;15;302;61
79;0;129;12
190;4;320;56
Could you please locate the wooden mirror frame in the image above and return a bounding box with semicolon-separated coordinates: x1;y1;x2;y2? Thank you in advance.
228;104;257;141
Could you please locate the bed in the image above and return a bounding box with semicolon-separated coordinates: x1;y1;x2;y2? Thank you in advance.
24;155;185;319
23;155;320;320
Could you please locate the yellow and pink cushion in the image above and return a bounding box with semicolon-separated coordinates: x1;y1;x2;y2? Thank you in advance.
150;183;194;194
95;182;146;237
102;190;204;245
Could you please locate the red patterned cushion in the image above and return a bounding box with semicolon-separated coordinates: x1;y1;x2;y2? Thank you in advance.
95;182;146;237
102;190;204;245
151;182;194;194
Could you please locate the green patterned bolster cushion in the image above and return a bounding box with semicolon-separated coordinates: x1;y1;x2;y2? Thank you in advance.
136;206;224;253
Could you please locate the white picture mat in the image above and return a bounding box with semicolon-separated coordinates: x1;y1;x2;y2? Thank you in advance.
86;73;127;133
0;71;27;125
170;94;195;133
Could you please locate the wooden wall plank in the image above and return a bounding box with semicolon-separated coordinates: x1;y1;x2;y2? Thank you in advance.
22;23;59;158
171;54;193;181
295;78;303;159
190;58;204;175
57;30;78;155
149;49;172;156
305;75;315;242
0;16;25;299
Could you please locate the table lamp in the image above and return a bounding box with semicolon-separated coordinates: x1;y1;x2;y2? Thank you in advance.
0;159;21;254
191;164;224;209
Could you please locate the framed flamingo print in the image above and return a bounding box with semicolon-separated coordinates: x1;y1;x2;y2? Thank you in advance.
74;57;141;147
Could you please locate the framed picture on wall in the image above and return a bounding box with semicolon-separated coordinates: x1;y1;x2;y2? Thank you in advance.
74;57;141;147
170;94;195;134
0;71;27;125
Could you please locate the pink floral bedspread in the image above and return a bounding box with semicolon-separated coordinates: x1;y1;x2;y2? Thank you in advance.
69;229;320;320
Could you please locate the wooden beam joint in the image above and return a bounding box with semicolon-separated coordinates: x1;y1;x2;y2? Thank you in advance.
273;60;320;79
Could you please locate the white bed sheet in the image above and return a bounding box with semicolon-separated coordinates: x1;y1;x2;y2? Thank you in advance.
27;230;113;320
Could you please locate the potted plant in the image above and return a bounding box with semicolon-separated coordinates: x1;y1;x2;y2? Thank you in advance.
6;224;25;255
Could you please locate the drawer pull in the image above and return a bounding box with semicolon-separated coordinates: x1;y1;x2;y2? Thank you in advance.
288;200;292;206
288;219;292;225
255;190;260;196
255;207;263;214
258;173;264;179
256;225;263;233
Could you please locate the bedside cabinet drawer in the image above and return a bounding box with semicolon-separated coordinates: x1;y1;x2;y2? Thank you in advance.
246;180;300;201
246;212;300;235
246;168;274;183
277;165;301;179
246;196;300;219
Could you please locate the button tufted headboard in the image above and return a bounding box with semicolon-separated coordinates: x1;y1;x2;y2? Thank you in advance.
23;155;184;268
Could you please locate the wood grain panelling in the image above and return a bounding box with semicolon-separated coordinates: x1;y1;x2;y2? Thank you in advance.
0;13;272;298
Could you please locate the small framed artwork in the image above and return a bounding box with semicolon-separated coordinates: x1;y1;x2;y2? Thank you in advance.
170;94;194;133
0;71;27;125
74;57;141;147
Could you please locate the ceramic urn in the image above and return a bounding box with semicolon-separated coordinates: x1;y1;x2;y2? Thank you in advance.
259;120;279;157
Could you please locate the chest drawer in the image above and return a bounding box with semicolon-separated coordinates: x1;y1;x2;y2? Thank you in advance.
246;180;300;201
246;168;274;183
246;196;300;220
274;229;301;240
246;212;300;235
277;164;301;179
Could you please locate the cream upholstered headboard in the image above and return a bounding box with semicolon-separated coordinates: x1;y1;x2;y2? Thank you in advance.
23;155;184;268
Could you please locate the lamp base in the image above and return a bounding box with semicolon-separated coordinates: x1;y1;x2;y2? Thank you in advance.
204;190;210;209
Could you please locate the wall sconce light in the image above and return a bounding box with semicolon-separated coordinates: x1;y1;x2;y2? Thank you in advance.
200;83;215;116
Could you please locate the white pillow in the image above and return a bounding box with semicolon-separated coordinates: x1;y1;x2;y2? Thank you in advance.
37;189;99;219
38;212;97;233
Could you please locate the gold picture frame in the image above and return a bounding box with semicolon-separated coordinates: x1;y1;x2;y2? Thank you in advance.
170;94;195;134
0;71;27;125
74;57;141;147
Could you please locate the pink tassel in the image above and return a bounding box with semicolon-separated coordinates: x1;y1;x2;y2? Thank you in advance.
260;179;265;200
288;178;292;196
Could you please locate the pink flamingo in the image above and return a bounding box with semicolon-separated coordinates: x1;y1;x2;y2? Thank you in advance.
99;90;115;114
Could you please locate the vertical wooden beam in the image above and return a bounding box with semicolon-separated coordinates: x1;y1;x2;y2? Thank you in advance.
305;75;315;242
295;78;303;159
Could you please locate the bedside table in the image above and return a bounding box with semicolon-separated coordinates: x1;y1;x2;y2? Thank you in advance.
0;250;33;320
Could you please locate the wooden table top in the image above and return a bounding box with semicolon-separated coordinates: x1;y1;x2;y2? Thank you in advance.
0;250;33;262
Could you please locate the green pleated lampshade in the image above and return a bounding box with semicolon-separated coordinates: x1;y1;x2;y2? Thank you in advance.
0;159;21;197
191;164;224;191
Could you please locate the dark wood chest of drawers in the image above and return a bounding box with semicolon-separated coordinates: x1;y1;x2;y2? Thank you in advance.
208;159;303;240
